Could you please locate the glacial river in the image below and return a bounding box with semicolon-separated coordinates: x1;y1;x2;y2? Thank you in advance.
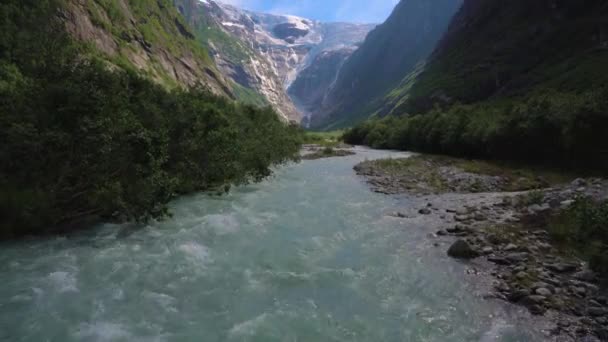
0;148;546;341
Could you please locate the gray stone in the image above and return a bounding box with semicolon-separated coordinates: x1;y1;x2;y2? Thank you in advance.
447;240;479;259
574;270;596;282
488;256;511;265
419;208;432;215
436;230;448;236
504;243;518;252
481;246;494;254
588;307;606;317
546;262;578;273
506;252;529;263
536;288;552;296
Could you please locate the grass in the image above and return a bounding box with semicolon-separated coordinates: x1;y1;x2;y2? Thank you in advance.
302;130;345;148
358;154;578;194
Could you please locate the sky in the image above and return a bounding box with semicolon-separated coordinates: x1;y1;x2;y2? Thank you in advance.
217;0;399;24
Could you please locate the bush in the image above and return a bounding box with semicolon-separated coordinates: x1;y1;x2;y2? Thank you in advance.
550;198;608;277
343;88;608;171
0;0;302;238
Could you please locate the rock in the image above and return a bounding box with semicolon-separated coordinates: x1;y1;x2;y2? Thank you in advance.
473;213;487;221
547;263;578;273
427;202;433;207
481;246;494;255
506;252;529;263
447;225;468;234
392;212;407;218
572;178;587;187
528;204;551;213
508;289;530;302
504;243;518;252
419;208;432;215
528;304;546;315
536;288;552;296
447;240;479;259
454;215;469;222
516;271;529;280
436;230;448;236
488;256;511;265
523;295;547;304
574;270;596;282
561;200;575;208
588;307;607;317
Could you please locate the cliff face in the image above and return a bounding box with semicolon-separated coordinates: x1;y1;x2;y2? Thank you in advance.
405;0;608;114
288;48;355;127
310;0;463;129
61;0;232;96
176;0;373;123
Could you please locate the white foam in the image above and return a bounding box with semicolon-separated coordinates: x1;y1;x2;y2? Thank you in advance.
204;214;240;235
74;322;131;341
48;271;78;293
178;242;211;264
228;313;268;337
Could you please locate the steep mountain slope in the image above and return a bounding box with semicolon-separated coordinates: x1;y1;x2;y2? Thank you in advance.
405;0;608;114
344;0;608;170
62;0;231;95
175;0;373;122
288;48;355;126
311;0;463;129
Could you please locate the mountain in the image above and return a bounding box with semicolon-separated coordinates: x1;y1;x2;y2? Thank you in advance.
405;0;608;114
344;0;608;170
61;0;232;96
310;0;463;129
175;0;374;122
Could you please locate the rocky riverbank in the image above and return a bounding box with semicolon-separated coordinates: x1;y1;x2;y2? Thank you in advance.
301;144;355;160
355;154;608;341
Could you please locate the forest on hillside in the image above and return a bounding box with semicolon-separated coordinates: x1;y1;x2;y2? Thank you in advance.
0;0;302;238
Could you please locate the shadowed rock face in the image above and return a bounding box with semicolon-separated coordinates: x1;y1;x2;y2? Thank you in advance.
288;48;355;126
273;23;310;43
175;0;374;123
310;0;463;129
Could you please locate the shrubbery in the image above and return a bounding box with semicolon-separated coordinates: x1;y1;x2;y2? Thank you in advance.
0;0;302;237
343;88;608;171
550;198;608;277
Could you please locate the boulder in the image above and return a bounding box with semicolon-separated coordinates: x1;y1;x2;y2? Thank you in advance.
447;240;479;259
419;208;432;215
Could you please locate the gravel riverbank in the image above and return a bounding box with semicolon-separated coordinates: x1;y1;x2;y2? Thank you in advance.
355;154;608;341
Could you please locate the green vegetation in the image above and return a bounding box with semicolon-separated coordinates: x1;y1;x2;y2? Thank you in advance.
302;146;355;160
343;88;608;171
0;0;301;238
79;0;224;90
356;155;566;194
302;131;345;147
549;198;608;277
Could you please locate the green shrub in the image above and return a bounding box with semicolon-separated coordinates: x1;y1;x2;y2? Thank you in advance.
550;198;608;276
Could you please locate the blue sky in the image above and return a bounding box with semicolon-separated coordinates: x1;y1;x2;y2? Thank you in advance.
218;0;399;23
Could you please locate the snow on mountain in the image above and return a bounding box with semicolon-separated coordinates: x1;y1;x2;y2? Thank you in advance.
194;0;375;122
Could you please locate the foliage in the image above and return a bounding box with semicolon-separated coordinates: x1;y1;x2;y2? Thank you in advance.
550;198;608;277
0;0;302;238
302;130;344;147
343;88;608;171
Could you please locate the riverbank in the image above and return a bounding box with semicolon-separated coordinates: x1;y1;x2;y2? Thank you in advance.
354;154;608;341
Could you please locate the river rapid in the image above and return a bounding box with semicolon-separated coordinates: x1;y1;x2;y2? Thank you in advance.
0;147;547;341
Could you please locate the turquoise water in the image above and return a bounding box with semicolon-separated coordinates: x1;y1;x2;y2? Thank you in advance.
0;148;545;341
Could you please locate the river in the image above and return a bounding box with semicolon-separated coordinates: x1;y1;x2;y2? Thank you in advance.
0;147;547;341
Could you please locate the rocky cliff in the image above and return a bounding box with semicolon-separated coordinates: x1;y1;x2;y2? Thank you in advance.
61;0;232;96
178;0;373;123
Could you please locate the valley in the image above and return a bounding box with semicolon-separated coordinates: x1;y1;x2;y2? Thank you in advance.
1;0;608;341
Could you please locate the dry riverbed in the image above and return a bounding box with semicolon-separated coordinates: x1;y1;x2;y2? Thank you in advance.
355;154;608;341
